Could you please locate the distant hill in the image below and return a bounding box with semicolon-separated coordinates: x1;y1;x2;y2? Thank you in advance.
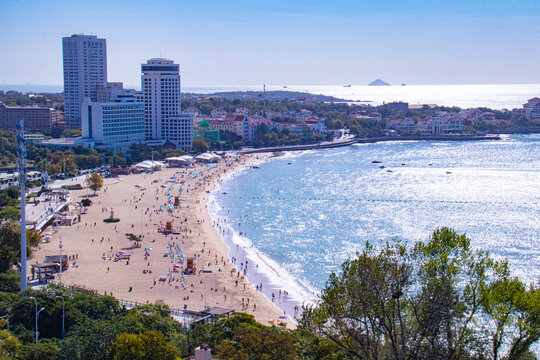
184;90;347;102
369;79;391;86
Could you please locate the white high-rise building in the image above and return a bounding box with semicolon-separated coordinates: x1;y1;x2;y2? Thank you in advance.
63;34;107;129
81;90;145;149
141;58;193;150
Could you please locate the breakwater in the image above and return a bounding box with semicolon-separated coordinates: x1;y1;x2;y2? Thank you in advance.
242;135;500;154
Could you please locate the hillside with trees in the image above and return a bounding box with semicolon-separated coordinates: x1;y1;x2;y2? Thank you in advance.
0;225;538;359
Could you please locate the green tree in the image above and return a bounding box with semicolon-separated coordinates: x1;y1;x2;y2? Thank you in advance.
86;173;103;195
0;272;20;292
109;331;179;360
109;332;145;359
48;163;62;177
81;199;92;207
125;233;142;248
0;222;41;273
18;342;59;360
301;228;540;360
192;138;210;153
0;328;21;357
50;127;64;138
0;205;20;221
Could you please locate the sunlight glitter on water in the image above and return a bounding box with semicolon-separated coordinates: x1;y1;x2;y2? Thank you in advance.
216;135;540;297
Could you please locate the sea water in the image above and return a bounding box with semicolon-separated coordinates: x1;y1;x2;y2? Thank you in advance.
5;83;539;110
183;84;540;109
211;134;540;314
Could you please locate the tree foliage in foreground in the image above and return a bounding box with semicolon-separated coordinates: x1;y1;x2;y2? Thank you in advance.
0;227;538;359
301;227;540;360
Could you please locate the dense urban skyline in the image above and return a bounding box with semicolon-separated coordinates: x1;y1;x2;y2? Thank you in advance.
1;0;540;87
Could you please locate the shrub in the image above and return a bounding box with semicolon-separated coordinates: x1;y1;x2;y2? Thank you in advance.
103;218;120;223
81;199;92;207
61;184;83;190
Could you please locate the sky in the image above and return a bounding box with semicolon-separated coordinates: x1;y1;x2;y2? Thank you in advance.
1;0;540;87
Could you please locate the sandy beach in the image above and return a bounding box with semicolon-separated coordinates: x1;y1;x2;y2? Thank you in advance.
29;154;293;327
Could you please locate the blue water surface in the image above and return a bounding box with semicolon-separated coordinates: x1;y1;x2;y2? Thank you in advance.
215;134;540;291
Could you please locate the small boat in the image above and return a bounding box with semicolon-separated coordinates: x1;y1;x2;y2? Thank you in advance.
387;170;393;173
401;163;406;166
343;84;351;87
446;171;452;174
372;160;382;164
253;166;260;169
287;162;292;165
379;165;385;169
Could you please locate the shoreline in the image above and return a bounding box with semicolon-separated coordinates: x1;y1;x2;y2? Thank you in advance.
207;154;318;323
30;154;292;327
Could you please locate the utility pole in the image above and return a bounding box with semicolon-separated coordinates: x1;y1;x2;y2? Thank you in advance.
16;120;27;290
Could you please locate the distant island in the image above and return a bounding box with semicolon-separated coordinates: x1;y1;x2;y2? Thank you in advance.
184;90;348;102
369;79;391;86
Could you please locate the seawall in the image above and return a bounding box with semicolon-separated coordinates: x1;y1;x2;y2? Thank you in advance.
241;135;501;154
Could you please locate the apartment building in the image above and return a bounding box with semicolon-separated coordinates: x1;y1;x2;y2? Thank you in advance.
62;34;107;129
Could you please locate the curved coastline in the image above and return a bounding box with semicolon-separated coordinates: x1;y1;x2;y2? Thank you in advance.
30;155;293;327
208;153;318;323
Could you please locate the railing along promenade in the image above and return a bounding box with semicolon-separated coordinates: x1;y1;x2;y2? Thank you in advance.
50;283;208;325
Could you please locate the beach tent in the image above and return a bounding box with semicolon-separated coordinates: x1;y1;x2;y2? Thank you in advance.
165;155;194;167
134;160;165;171
195;152;221;163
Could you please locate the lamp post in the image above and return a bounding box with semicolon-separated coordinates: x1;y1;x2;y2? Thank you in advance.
29;297;45;343
0;314;9;332
55;296;65;339
36;307;45;342
58;237;63;284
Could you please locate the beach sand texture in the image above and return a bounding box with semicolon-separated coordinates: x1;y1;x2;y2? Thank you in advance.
30;154;293;327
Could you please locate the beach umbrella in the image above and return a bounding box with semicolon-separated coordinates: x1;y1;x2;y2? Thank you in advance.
145;248;152;251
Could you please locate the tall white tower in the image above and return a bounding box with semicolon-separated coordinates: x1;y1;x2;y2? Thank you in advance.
62;34;107;129
141;58;192;150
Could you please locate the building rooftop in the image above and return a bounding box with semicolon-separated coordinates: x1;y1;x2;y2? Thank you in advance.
146;58;174;64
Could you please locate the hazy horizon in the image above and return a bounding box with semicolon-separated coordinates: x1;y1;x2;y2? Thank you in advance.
2;82;540;90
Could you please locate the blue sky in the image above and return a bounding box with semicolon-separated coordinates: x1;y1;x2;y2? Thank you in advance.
1;0;539;86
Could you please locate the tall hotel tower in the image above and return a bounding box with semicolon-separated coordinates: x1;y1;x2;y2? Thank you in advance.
62;34;107;129
141;58;193;150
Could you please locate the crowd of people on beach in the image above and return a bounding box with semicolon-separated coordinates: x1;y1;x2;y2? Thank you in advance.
50;154;301;327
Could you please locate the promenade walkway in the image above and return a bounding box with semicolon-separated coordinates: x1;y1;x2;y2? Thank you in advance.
26;196;72;232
